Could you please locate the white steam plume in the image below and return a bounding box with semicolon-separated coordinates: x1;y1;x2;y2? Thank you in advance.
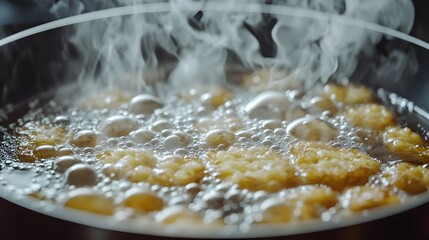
62;0;416;97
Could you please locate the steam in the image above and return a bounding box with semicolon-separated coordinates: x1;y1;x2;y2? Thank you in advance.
60;0;416;97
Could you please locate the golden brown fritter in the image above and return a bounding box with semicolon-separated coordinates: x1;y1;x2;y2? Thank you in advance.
260;185;337;223
63;188;115;215
322;84;374;105
343;104;396;130
383;126;429;164
99;150;205;186
290;141;381;190
14;122;71;162
206;147;299;192
341;186;400;211
382;162;429;195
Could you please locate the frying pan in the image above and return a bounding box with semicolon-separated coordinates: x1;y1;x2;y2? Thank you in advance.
1;2;429;239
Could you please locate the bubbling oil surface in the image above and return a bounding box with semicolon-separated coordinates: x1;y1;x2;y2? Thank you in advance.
1;79;429;228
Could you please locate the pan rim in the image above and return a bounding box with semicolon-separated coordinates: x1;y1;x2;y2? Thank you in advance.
0;1;428;50
1;2;429;238
0;184;428;239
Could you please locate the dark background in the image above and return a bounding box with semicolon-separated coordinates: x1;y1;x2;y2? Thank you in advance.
1;1;429;239
1;0;429;109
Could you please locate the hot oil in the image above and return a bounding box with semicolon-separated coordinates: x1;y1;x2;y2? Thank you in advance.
0;80;429;227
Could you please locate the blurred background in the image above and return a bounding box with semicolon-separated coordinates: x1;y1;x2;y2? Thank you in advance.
1;0;429;110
